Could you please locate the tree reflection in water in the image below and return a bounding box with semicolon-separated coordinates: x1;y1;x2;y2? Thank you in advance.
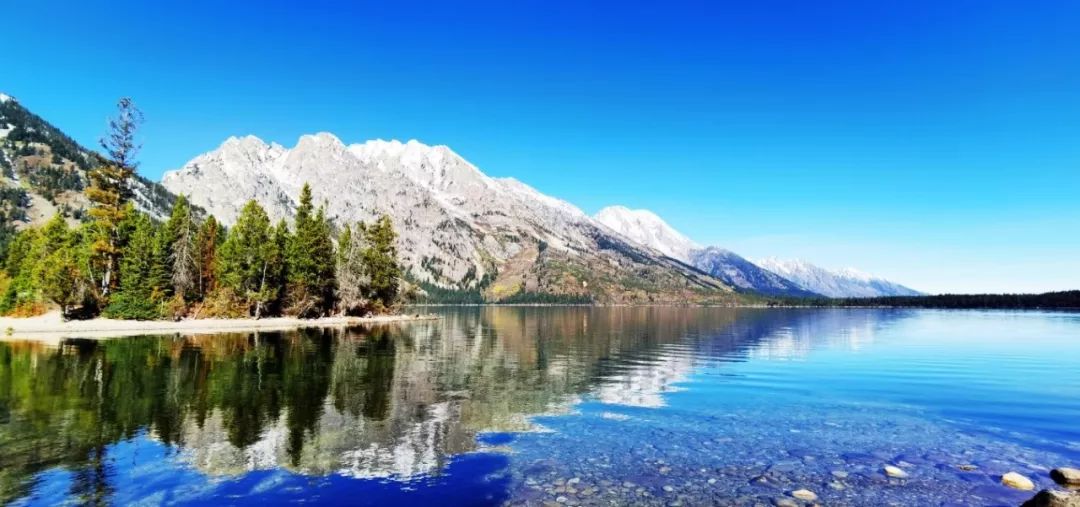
0;307;887;504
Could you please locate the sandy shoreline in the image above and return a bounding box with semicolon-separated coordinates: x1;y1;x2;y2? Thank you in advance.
0;312;438;343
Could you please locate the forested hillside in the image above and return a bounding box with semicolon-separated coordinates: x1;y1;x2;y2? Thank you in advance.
0;99;404;320
0;94;181;251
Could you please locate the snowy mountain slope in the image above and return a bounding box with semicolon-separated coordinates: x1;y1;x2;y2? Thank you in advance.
755;258;923;298
594;206;700;262
689;247;821;297
592;206;819;297
590;204;922;298
162;135;737;303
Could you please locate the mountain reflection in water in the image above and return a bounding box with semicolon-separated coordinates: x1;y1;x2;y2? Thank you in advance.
3;307;1074;506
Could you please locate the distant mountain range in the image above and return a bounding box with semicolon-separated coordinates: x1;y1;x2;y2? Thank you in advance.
755;258;922;298
161;135;734;304
1;91;922;301
593;206;922;298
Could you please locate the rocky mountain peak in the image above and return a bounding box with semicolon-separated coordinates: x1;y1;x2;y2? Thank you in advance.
594;205;700;262
162;133;736;303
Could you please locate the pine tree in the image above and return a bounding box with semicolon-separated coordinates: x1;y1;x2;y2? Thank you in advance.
0;228;42;314
218;200;276;318
105;213;163;319
266;219;290;313
286;183;335;316
314;205;336;304
336;222;351;267
86;98;142;297
364;215;400;309
196;215;221;298
38;215;85;317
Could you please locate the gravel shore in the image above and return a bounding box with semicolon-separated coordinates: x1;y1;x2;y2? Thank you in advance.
0;311;437;343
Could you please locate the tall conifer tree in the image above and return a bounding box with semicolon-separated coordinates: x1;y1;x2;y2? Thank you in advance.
219;200;276;317
86;98;142;297
286;183;335;315
364;215;400;308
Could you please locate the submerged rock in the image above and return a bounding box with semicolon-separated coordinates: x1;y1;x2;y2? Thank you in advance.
884;465;909;479
1003;472;1037;491
1021;489;1080;507
790;488;817;501
1051;467;1080;486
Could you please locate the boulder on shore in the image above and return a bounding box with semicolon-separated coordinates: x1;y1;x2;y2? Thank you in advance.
1051;467;1080;486
1021;489;1080;507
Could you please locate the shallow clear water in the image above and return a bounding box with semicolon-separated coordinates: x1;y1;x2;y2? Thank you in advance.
1;308;1078;506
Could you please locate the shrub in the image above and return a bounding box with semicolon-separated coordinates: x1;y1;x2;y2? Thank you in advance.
103;291;162;320
199;287;248;319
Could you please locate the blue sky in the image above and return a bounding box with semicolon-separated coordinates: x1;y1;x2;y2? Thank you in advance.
5;0;1079;293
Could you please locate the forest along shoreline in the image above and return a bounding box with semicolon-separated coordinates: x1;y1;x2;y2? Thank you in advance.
0;311;438;343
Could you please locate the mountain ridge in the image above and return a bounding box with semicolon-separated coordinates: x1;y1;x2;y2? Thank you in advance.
592;204;920;298
0;93;181;231
756;257;923;297
162;133;740;304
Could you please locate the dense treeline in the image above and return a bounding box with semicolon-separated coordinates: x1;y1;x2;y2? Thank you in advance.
767;291;1080;310
0;98;402;320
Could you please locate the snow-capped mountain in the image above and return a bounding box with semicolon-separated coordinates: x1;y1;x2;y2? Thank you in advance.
755;258;922;298
593;207;819;297
590;204;922;298
689;247;821;297
162;135;734;303
594;206;700;262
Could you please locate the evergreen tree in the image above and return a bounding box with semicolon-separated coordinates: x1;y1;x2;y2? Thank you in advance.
266;219;290;314
364;215;401;309
314;205;336;303
0;228;42;314
37;215;92;317
336;222;351;267
105;214;163;319
286;183;335;316
218;200;276;318
86;98;142;297
196;215;221;298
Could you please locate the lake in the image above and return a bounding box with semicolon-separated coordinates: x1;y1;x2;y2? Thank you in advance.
1;307;1078;506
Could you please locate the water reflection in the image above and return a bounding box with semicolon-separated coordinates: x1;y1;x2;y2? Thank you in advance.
4;307;1064;505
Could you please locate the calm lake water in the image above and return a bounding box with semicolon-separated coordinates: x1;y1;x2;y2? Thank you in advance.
1;308;1078;506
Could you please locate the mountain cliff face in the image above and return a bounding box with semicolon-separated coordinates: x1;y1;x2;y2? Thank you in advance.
162;135;737;304
0;93;180;229
755;258;923;297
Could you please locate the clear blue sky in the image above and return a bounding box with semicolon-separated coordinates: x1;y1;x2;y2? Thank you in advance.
5;0;1079;293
